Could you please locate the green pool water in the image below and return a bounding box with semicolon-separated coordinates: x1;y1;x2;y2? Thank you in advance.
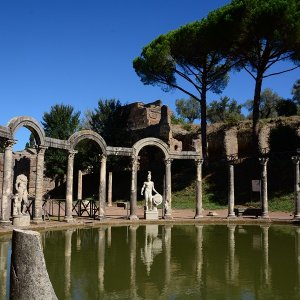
1;224;300;299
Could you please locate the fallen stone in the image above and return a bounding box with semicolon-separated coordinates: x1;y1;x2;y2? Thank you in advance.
10;229;58;300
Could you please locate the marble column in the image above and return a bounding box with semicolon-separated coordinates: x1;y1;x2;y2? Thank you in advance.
33;145;47;223
77;170;82;200
227;160;236;218
64;150;77;222
227;224;236;282
195;159;204;219
292;156;300;220
259;158;269;218
261;225;270;285
129;156;139;220
164;158;173;219
97;227;106;297
64;229;73;299
97;155;107;220
1;139;15;224
129;225;138;299
107;172;112;207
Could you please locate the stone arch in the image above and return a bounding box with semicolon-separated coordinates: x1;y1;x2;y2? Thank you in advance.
68;130;107;155
7;116;46;145
133;137;170;158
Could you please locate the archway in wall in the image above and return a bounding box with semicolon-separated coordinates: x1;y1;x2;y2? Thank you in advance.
74;139;101;201
1;116;47;221
138;145;166;201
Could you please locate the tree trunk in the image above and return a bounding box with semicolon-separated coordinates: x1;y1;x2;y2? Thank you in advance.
252;72;263;155
200;89;208;161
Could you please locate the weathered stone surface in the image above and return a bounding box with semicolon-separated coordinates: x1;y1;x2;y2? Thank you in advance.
12;215;30;227
10;229;58;300
144;210;159;220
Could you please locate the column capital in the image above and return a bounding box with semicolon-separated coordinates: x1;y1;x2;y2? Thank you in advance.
99;153;107;161
35;145;48;155
131;155;140;164
259;157;269;165
164;158;173;166
68;150;78;158
292;156;300;164
4;139;16;149
195;158;204;166
226;154;238;165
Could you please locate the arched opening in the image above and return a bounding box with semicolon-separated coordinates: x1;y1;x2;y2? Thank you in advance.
138;145;165;202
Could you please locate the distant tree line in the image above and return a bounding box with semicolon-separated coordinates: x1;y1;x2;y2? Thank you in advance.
174;79;300;124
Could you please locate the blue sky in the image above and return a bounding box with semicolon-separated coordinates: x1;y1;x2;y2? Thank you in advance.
0;0;299;150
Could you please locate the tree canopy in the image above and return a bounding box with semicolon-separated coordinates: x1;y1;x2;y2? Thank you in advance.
292;79;300;104
175;97;200;123
212;0;300;151
133;19;232;159
89;99;131;147
42;104;80;184
207;96;244;124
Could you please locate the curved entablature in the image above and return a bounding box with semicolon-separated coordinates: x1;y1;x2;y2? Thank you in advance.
133;137;170;158
7;116;46;145
68;130;107;155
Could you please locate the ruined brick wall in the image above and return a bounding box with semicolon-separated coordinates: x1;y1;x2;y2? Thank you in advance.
127;100;162;130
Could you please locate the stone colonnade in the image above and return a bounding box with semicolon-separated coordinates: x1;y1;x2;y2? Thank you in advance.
0;117;202;224
2;115;300;223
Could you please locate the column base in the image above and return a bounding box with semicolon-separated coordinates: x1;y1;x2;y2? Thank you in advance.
0;220;12;226
163;214;173;220
294;214;300;221
261;213;270;219
227;213;237;219
129;214;139;220
194;214;203;219
95;215;106;221
32;217;44;224
64;216;75;223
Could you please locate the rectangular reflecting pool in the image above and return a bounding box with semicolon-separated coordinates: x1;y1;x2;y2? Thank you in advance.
1;224;300;299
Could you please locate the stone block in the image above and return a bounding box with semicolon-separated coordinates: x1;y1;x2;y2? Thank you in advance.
144;210;159;220
12;215;30;227
10;229;58;300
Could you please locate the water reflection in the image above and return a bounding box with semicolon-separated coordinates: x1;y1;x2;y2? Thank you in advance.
1;224;300;299
0;238;9;300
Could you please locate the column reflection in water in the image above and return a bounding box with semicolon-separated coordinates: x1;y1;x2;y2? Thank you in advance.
76;228;81;251
261;225;270;286
64;229;73;300
129;225;138;299
296;228;300;290
98;227;106;298
227;225;236;283
140;225;162;275
195;225;204;284
107;226;112;248
0;240;9;300
163;225;172;292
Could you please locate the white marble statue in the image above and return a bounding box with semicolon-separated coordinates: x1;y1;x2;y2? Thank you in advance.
13;174;29;216
141;171;159;211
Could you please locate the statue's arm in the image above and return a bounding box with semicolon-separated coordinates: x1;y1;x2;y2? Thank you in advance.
141;182;145;195
152;183;158;194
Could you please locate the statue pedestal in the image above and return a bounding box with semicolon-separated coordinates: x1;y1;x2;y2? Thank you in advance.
12;215;30;227
144;210;159;220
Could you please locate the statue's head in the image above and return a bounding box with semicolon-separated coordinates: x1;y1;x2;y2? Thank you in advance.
147;171;151;181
